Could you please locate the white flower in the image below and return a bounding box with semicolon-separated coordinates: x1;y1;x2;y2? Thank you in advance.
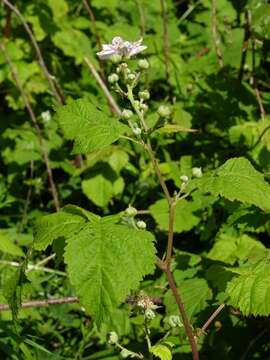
97;37;147;60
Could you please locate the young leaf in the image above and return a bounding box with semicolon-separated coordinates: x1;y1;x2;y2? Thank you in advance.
151;344;172;360
226;260;270;316
190;157;270;211
56;99;128;154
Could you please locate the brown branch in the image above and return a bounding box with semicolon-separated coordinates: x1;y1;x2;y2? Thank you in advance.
83;56;122;115
2;0;64;105
211;0;224;69
0;297;79;311
198;303;225;336
0;42;60;212
160;0;173;100
134;0;146;37
165;269;199;360
165;201;176;267
3;7;11;38
82;0;106;82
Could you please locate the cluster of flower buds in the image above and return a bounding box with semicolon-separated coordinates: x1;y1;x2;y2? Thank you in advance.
166;315;183;328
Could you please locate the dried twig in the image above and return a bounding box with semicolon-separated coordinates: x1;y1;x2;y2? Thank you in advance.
83;56;122;115
134;0;146;37
0;297;79;311
2;0;64;105
211;0;224;69
160;0;173;99
0;42;60;211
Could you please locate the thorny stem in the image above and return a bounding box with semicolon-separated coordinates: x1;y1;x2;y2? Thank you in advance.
127;83;199;359
2;0;64;105
165;270;199;360
0;42;61;212
211;0;224;69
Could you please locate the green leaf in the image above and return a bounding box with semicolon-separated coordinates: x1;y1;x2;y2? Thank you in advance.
33;205;99;250
151;344;172;360
164;275;212;321
56;99;128;154
208;233;267;265
64;220;156;326
191;157;270;212
33;206;156;326
149;198;202;233
226;260;270;316
0;232;24;257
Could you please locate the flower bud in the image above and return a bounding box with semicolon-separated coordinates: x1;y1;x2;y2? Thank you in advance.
180;175;189;183
108;331;118;344
120;349;132;358
133;127;142;136
138;59;149;70
192;167;203;178
167;315;183;328
157;105;171;118
137;220;146;229
140;103;148;112
122;109;133;120
127;73;136;81
108;73;119;84
139;90;150;100
125;205;137;217
145;309;156;320
134;100;140;108
111;54;122;63
41;111;51;123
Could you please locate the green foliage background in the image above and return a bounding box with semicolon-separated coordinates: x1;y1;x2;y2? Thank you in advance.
0;0;270;359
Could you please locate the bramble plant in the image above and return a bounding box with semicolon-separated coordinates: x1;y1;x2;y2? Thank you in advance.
1;1;270;359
